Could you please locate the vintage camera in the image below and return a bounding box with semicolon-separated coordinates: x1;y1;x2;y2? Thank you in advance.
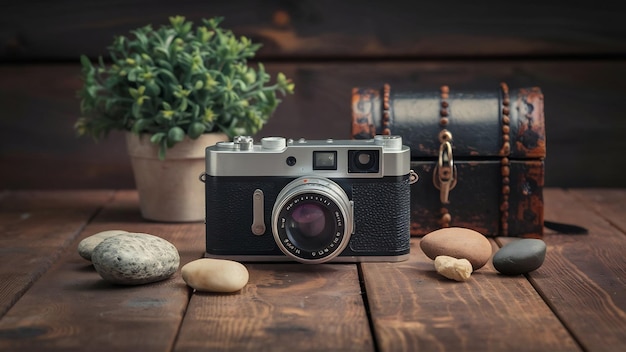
202;135;416;264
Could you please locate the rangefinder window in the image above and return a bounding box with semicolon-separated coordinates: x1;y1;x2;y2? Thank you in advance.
348;150;379;173
313;151;337;170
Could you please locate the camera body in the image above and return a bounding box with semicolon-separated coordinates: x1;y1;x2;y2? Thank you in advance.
203;135;413;263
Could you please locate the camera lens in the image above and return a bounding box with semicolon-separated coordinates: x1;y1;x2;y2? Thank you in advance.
272;176;353;263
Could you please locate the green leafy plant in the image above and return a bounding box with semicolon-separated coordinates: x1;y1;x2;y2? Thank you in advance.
76;16;294;159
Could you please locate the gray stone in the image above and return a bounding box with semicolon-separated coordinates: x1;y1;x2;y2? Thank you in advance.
492;239;547;275
78;230;128;261
91;233;180;285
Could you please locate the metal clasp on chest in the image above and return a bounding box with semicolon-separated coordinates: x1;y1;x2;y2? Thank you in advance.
433;132;457;204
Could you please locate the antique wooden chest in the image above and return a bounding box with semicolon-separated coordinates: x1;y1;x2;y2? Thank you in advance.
351;83;545;238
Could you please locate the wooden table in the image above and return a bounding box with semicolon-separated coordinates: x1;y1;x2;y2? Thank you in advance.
0;189;624;351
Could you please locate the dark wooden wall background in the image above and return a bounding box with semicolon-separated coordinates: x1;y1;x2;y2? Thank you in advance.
1;0;625;189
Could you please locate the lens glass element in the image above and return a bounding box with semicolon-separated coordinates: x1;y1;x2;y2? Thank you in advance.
286;202;334;252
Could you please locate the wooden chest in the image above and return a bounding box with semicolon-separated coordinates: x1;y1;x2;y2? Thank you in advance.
351;83;545;238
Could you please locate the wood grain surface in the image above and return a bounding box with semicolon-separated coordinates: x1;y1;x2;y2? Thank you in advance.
175;264;373;351
1;61;625;188
0;191;113;317
361;240;579;351
2;1;625;60
524;189;626;351
1;1;624;189
0;189;624;351
0;191;204;351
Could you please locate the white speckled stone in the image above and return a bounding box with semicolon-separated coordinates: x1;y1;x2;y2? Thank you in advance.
78;230;128;261
91;233;180;285
181;258;249;293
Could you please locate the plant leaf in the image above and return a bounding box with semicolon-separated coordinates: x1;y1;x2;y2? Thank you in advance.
188;122;205;138
168;126;185;143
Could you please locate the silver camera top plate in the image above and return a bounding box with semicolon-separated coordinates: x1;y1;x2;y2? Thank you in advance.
205;135;411;178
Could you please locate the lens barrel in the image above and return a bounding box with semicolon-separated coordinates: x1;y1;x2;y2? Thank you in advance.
272;176;353;263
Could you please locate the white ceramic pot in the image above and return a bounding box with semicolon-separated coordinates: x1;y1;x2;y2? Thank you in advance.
126;132;229;222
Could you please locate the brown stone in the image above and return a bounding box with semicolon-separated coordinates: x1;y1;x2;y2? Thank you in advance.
419;227;492;270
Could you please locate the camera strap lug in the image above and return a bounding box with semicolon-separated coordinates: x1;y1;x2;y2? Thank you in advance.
251;189;266;235
409;170;419;185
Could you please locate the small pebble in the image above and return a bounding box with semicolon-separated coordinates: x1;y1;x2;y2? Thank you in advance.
91;233;180;285
420;227;492;270
435;255;473;281
492;239;546;275
182;258;249;293
78;230;128;261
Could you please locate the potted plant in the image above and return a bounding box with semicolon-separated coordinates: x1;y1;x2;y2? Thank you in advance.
76;16;294;222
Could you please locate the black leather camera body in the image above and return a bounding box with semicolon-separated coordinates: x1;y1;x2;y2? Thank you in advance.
202;135;415;264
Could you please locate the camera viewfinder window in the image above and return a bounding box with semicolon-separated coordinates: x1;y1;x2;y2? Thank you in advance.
348;150;380;173
313;151;337;170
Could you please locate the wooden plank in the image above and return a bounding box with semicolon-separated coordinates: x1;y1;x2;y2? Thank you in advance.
174;263;373;351
0;190;113;318
512;188;626;352
361;238;580;351
1;61;625;189
0;190;205;351
571;189;626;234
2;1;625;60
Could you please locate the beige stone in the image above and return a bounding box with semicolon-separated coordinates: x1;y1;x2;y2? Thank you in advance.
434;255;473;281
420;227;492;270
182;258;249;293
78;230;128;261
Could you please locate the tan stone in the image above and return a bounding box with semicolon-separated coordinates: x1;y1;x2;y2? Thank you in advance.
434;255;473;281
182;258;249;293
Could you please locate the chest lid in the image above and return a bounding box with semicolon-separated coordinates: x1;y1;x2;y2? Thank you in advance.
351;83;546;160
